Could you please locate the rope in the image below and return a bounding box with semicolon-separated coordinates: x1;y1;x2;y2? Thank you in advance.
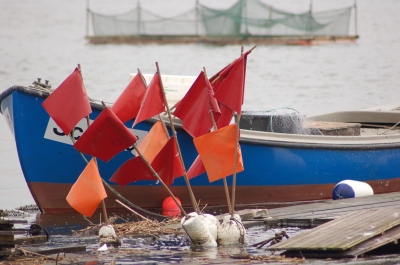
100;179;168;219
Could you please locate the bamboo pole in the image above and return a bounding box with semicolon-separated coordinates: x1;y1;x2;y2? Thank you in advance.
354;0;358;37
230;112;241;217
137;0;141;35
203;67;232;214
195;0;199;36
231;47;244;217
86;0;90;37
155;62;200;213
115;199;151;221
77;64;109;225
133;144;187;216
137;68;170;138
95;104;110;225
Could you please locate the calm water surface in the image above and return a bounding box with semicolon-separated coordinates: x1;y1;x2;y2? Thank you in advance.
0;0;399;209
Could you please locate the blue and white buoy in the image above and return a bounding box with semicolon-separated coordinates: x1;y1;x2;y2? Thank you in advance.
332;180;374;200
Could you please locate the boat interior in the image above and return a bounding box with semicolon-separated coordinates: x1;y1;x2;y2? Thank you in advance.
239;104;400;137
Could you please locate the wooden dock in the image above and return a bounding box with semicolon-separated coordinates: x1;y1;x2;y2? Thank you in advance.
247;191;400;258
267;191;400;219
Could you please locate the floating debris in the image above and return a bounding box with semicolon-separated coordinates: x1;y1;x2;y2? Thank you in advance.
16;204;40;213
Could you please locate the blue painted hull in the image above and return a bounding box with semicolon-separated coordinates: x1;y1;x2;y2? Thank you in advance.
2;86;400;213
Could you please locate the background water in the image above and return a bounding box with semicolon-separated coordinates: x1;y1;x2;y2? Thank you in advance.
0;0;399;210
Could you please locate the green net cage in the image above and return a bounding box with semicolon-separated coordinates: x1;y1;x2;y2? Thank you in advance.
89;0;355;37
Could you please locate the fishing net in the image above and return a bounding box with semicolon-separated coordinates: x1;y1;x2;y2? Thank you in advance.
89;0;353;37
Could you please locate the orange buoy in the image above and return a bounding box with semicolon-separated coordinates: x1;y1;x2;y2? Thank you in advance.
162;196;182;217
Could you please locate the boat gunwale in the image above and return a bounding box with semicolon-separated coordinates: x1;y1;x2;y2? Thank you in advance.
2;85;400;151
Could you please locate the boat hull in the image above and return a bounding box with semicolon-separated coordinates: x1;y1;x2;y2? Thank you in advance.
2;86;400;213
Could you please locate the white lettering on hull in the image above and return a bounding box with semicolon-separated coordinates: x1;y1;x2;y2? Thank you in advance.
43;118;147;154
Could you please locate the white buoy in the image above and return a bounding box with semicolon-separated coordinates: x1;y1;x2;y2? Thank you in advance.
99;225;121;246
332;180;374;200
198;214;220;241
181;212;217;247
181;212;198;225
222;213;241;223
217;219;246;245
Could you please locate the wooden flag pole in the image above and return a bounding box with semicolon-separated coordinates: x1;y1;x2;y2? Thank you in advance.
76;64;109;225
98;102;187;217
155;62;200;213
203;67;232;214
133;144;188;217
137;68;170;138
87;106;109;225
230;46;248;217
230;112;241;218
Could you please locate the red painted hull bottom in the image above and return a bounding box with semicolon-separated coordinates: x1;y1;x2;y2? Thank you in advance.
29;178;400;214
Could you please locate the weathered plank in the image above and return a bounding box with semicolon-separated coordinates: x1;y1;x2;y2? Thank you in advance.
13;245;86;255
268;208;400;251
267;192;400;220
0;230;25;235
217;209;268;222
285;224;400;258
14;235;47;245
0;220;28;224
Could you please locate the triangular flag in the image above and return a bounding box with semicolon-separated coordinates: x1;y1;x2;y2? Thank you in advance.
193;124;244;183
187;155;206;180
74;107;138;162
174;71;221;138
134;120;169;163
66;159;107;217
111;73;146;123
42;67;92;135
110;136;184;186
216;103;235;128
110;156;154;186
214;52;250;114
210;58;238;93
151;137;185;186
132;72;166;128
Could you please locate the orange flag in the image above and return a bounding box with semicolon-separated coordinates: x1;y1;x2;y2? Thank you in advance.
42;67;92;135
74;107;138;162
111;73;146;123
173;71;221;138
134;120;169;163
193;124;244;183
66;159;107;217
132;72;166;128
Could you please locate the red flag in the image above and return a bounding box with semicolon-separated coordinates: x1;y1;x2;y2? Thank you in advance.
110;156;153;186
134;120;169;163
174;71;221;138
151;137;185;186
187;155;206;180
110;136;184;186
42;67;92;135
74;107;138;162
216;104;235;128
66;159;107;217
214;52;250;114
111;73;146;123
210;58;238;93
193;124;244;183
132;72;166;128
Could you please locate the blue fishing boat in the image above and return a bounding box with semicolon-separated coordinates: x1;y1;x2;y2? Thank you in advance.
1;82;400;213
